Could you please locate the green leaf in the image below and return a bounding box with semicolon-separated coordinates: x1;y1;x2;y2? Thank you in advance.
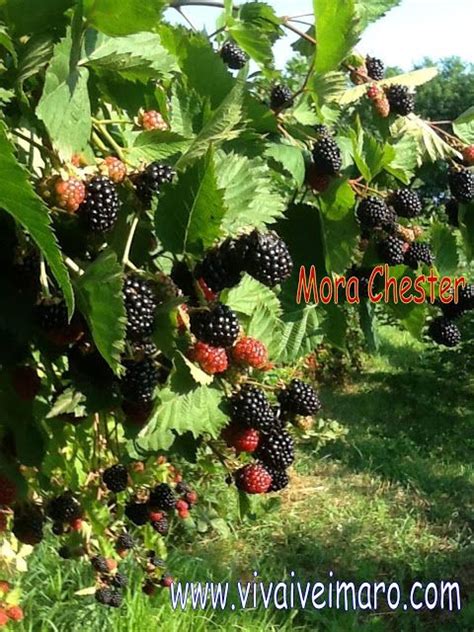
84;0;168;36
430;223;459;277
76;250;126;374
390;114;461;163
385;134;419;184
264;143;306;187
276;306;322;363
224;275;282;318
15;33;54;95
125;131;190;166
459;203;474;262
355;0;402;31
453;106;474;144
359;300;379;353
314;0;358;74
176;77;245;169
217;153;285;232
0;125;74;316
36;31;91;160
178;352;214;387
47;388;86;419
2;0;74;35
228;23;272;66
156;148;226;256
0;22;16;63
247;304;284;359
310;71;347;107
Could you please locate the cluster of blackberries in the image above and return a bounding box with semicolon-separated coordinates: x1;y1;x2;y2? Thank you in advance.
311;125;342;177
92;556;127;608
428;283;474;347
224;379;321;494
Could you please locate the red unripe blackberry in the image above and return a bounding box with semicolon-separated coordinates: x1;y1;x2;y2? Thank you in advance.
54;176;86;213
229;386;276;433
265;467;290;492
196;238;247;292
312;136;342;176
0;476;17;506
462;145;474;165
255;429;294;469
149;483;176;510
445;198;459;227
235;464;272;494
175;499;189;512
404;242;434;269
139;110;168;132
378;236;406;266
385;84;415;116
365;55;384;81
125;501;149;525
220;41;248;69
12;504;44;545
190;303;240;348
6;606;24;622
0;610;8;626
197;278;218;302
243;230;293;287
232;337;269;369
160;574;174;588
47;492;82;523
151;515;169;535
123;275;157;340
103;464;128;493
356;196;393;229
149;510;164;522
79;176;120;233
70;517;82;531
10;366;41;401
428;317;461;347
270;84;293;110
389;189;422;218
185;490;198;505
222;423;260;453
0;581;11;594
278;379;321;416
188;341;228;374
449;168;474;203
134;162;174;207
102;156;127;183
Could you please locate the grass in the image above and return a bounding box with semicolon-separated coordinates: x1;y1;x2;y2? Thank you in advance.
12;325;474;631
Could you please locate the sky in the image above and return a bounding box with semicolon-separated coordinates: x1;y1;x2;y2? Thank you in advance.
167;0;474;70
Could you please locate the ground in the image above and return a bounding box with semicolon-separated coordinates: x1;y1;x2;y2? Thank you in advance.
15;324;474;631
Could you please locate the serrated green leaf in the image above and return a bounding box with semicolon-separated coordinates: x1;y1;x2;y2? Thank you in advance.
36;31;91;160
15;33;54;95
314;0;358;74
453;106;474;144
430;223;459;276
125;131;190;166
0;88;13;104
2;0;74;35
264;143;306;187
0;125;74;316
310;71;347;106
385;134;419;184
247;303;284;359
228;22;272;66
224;275;282;317
76;250;126;374
390;114;461;163
217;153;285;232
0;22;16;63
47;388;86;419
277;306;322;363
355;0;402;30
84;0;168;36
178;352;214;386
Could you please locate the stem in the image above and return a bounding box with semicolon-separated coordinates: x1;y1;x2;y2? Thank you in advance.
282;19;317;45
10;129;58;162
92;118;134;126
91;131;110;155
292;56;315;100
427;121;461;146
64;256;84;276
39;257;50;297
208;441;232;471
174;6;199;31
122;214;140;266
93;124;126;161
208;26;226;38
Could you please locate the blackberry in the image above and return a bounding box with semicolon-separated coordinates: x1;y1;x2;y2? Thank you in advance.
116;533;134;551
129;339;158;361
443;284;474;318
445;198;459;227
196;238;246;292
124;276;157;340
175;481;191;495
36;299;68;332
346;266;372;299
12;504;45;545
459;284;474;311
312;136;342;176
356;197;393;229
365;55;385;81
278;379;321;416
270;84;293;110
190;303;240;348
151;515;169;535
229;386;276;433
135;163;174;207
103;464;128;493
79;176;120;233
448;168;474;203
220;41;247;69
95;588;113;605
149;483;176;511
378;236;405;266
47;492;82;523
112;573;128;589
91;556;109;573
313;124;331;137
109;591;123;608
58;545;72;559
389;189;422;218
386;84;415;116
428;317;461;347
52;522;64;536
404;242;434;269
125;501;149;526
243;230;293;287
255;429;294;470
235;464;272;494
120;358;160;405
265;467;290;492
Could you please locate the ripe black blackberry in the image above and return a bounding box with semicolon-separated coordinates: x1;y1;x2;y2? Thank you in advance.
366;55;384;81
346;266;372;299
356;197;393;229
459;284;474;311
190;303;240;348
12;504;44;545
270;84;293;110
91;556;109;573
129;339;158;361
103;464;128;493
36;299;68;332
58;545;72;559
278;379;321;416
243;230;293;287
151;515;169;535
220;41;247;69
428;317;461;347
52;522;64;536
195;238;246;292
120;358;160;405
135;162;174;207
385;84;415;116
229;386;276;433
125;501;149;526
96;588;113;605
312;136;342;176
378;236;405;266
313;124;332;137
389;189;422;218
47;492;82;523
448;168;474;203
116;533;134;551
149;483;176;510
442;283;474;318
109;591;123;608
124;276;157;340
265;467;289;492
255;429;295;470
79;176;120;233
112;573;128;589
404;242;434;269
445;198;459;227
